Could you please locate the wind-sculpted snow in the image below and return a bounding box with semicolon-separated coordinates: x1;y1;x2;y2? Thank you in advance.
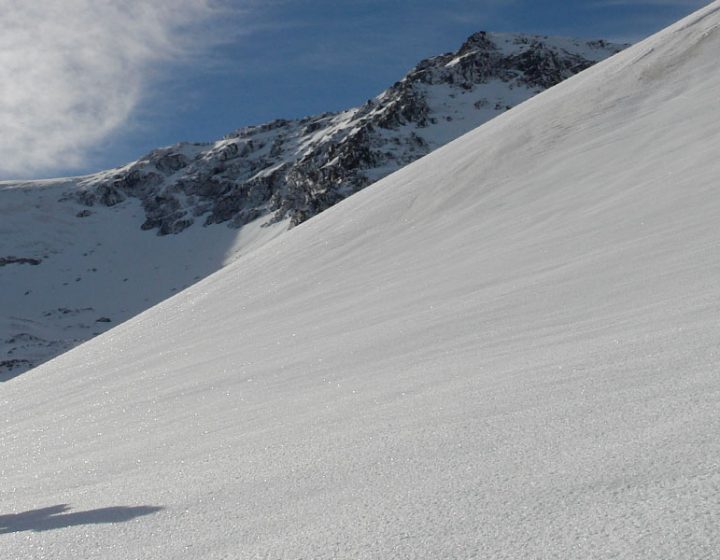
3;2;720;558
0;32;624;377
68;33;625;235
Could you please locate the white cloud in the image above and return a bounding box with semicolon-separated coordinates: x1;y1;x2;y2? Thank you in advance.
0;0;224;178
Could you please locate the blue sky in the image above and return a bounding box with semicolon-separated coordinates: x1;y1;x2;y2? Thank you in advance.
1;0;709;179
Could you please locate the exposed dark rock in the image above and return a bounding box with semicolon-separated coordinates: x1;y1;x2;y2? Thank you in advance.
0;256;42;267
63;33;627;236
155;152;189;174
5;333;45;344
0;359;32;371
42;307;94;318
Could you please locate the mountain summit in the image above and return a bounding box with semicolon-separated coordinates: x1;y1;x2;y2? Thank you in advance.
1;32;624;376
68;33;625;235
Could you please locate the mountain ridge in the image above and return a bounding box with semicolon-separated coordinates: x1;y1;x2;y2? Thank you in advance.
1;30;625;377
66;32;626;234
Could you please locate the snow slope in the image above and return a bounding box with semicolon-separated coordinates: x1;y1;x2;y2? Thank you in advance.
3;3;720;558
0;179;288;380
1;32;624;378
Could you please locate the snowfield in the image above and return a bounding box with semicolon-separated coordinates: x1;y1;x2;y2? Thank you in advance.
0;178;289;379
0;31;624;377
3;2;720;558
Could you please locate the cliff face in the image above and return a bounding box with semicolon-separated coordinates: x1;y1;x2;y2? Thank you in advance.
68;33;627;235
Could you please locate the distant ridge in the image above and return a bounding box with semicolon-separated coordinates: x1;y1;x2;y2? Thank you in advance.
68;33;626;235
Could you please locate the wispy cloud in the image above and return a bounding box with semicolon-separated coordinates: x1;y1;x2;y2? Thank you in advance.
0;0;229;178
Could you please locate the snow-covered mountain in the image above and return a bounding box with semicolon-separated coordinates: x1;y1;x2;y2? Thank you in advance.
0;32;625;377
70;33;624;234
3;2;720;558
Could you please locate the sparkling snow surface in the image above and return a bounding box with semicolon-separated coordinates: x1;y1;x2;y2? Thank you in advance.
3;3;720;558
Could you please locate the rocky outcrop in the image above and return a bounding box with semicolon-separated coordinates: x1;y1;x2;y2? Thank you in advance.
0;256;42;267
66;32;627;235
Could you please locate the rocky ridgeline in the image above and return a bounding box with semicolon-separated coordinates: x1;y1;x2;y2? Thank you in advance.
68;33;626;235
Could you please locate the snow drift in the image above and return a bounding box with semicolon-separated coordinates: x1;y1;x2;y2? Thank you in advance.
3;2;720;558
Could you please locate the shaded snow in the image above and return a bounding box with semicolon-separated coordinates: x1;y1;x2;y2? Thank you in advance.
0;182;287;379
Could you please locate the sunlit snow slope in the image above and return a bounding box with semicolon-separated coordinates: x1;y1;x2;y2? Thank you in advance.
3;3;720;558
1;31;623;378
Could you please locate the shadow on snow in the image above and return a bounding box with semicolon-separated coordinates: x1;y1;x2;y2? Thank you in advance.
0;504;163;534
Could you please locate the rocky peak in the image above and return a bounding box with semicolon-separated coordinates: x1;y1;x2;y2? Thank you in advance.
65;32;628;235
